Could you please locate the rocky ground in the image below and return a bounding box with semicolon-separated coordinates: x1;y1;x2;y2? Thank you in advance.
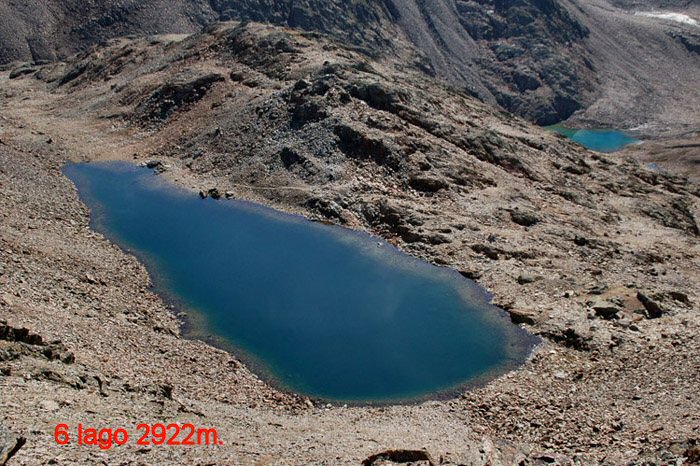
623;133;700;184
0;22;699;465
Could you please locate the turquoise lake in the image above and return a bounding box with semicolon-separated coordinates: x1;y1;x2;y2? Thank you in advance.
546;125;641;152
64;162;536;403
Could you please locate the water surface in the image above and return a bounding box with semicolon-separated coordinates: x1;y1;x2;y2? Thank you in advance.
64;162;536;403
546;124;641;152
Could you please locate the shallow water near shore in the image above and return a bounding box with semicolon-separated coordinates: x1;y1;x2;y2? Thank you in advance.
64;161;537;403
546;125;641;152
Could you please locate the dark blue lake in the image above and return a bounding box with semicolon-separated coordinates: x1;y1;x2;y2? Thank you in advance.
546;125;641;153
64;162;536;403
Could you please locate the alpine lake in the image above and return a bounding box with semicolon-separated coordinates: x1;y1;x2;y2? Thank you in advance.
546;125;641;153
64;161;537;404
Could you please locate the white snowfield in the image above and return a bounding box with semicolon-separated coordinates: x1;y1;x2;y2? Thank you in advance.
635;11;699;27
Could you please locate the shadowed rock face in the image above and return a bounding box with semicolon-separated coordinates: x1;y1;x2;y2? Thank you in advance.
214;0;396;54
0;0;217;64
453;0;594;124
200;0;596;123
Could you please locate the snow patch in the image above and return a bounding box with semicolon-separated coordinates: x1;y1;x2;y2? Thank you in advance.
635;11;699;27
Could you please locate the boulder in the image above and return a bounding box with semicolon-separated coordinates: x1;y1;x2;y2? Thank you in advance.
425;233;452;245
591;300;621;320
334;124;402;170
544;328;590;351
637;291;665;319
305;197;343;220
291;100;328;127
667;291;691;307
507;308;537;325
0;323;43;345
362;449;435;466
84;272;98;285
458;269;483;280
471;244;499;260
574;235;589;246
517;273;541;285
144;160;169;173
346;81;410;113
8;66;35;79
408;174;448;193
510;210;540;227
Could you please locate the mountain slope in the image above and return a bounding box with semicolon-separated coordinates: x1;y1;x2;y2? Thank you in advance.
2;0;698;130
